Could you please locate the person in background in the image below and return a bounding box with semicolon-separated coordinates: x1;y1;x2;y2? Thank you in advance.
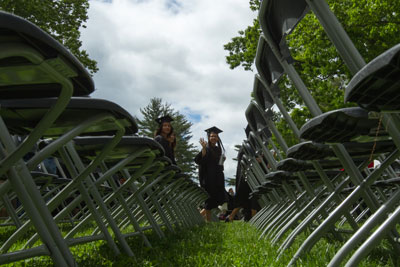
154;115;176;165
226;147;260;222
228;188;234;196
195;126;227;222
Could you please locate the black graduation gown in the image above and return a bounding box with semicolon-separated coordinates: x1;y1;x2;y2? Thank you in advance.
155;135;176;165
195;145;227;209
233;150;261;211
233;150;251;208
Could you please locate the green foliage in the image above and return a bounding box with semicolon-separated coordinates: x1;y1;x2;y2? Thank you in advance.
226;177;236;186
224;18;261;71
0;0;98;74
1;221;397;266
224;0;400;140
136;97;198;178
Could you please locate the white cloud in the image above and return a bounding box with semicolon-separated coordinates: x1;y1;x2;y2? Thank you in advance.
81;0;256;179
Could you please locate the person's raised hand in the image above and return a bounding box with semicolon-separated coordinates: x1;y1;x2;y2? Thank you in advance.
199;138;207;149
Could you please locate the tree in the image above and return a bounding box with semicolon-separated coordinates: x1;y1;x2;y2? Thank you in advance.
226;177;236;187
136;97;199;178
0;0;98;74
224;0;400;146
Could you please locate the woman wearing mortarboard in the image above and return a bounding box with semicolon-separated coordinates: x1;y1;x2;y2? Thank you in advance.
154;115;177;165
194;126;227;222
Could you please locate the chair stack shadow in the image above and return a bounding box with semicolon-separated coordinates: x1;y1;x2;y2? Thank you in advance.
239;0;400;266
0;11;207;266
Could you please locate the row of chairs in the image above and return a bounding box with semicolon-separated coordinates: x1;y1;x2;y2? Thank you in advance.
0;11;207;266
237;0;400;266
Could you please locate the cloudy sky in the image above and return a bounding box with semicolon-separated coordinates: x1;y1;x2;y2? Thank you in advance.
80;0;257;181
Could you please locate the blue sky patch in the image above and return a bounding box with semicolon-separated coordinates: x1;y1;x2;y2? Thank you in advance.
182;107;202;123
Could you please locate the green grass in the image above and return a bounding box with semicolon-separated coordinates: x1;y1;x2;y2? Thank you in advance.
1;221;398;266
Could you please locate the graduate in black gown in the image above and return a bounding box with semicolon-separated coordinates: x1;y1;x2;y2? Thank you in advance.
154;115;176;165
195;126;227;222
226;127;261;222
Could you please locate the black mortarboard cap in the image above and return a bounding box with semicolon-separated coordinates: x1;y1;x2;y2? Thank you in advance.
155;115;174;125
205;126;223;135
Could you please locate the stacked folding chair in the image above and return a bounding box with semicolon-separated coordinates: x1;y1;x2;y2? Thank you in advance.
238;0;400;265
0;11;206;266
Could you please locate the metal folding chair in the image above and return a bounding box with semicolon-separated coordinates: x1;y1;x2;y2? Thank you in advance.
0;11;94;266
256;0;400;265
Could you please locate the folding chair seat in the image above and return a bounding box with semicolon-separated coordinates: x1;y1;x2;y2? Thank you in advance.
172;177;207;226
257;0;309;63
238;145;274;228
245;102;338;240
253;35;358;190
71;136;172;244
0;97;141;264
298;107;397;210
0;170;68;227
251;31;385;254
283;140;400;261
238;151;281;231
0;11;95;266
299;107;383;143
287;140;396;161
140;166;194;223
345;43;400;112
277;158;365;173
256;0;400;264
157;174;205;227
287;141;333;160
276;158;312;172
137;162;189;230
246;99;348;219
325;43;400;267
0;11;93;175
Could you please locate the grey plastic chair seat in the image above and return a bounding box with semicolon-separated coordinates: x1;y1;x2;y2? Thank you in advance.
345;43;400;112
299;107;382;143
277;158;367;172
0;97;138;136
253;74;277;111
0;11;94;97
287;141;334;160
251;182;275;197
276;158;313;172
372;177;400;188
258;0;309;61
0;12;97;266
265;171;294;182
73;136;163;161
316;159;366;170
266;170;340;186
250;189;261;198
342;140;396;157
255;35;285;91
287;140;395;160
304;171;341;182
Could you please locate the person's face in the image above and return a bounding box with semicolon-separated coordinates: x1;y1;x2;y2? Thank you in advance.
161;122;171;135
209;132;219;145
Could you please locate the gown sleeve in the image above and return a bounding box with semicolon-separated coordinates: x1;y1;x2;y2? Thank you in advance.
194;151;207;188
194;151;202;165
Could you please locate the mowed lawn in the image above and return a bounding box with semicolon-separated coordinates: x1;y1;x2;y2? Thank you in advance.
1;221;397;266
